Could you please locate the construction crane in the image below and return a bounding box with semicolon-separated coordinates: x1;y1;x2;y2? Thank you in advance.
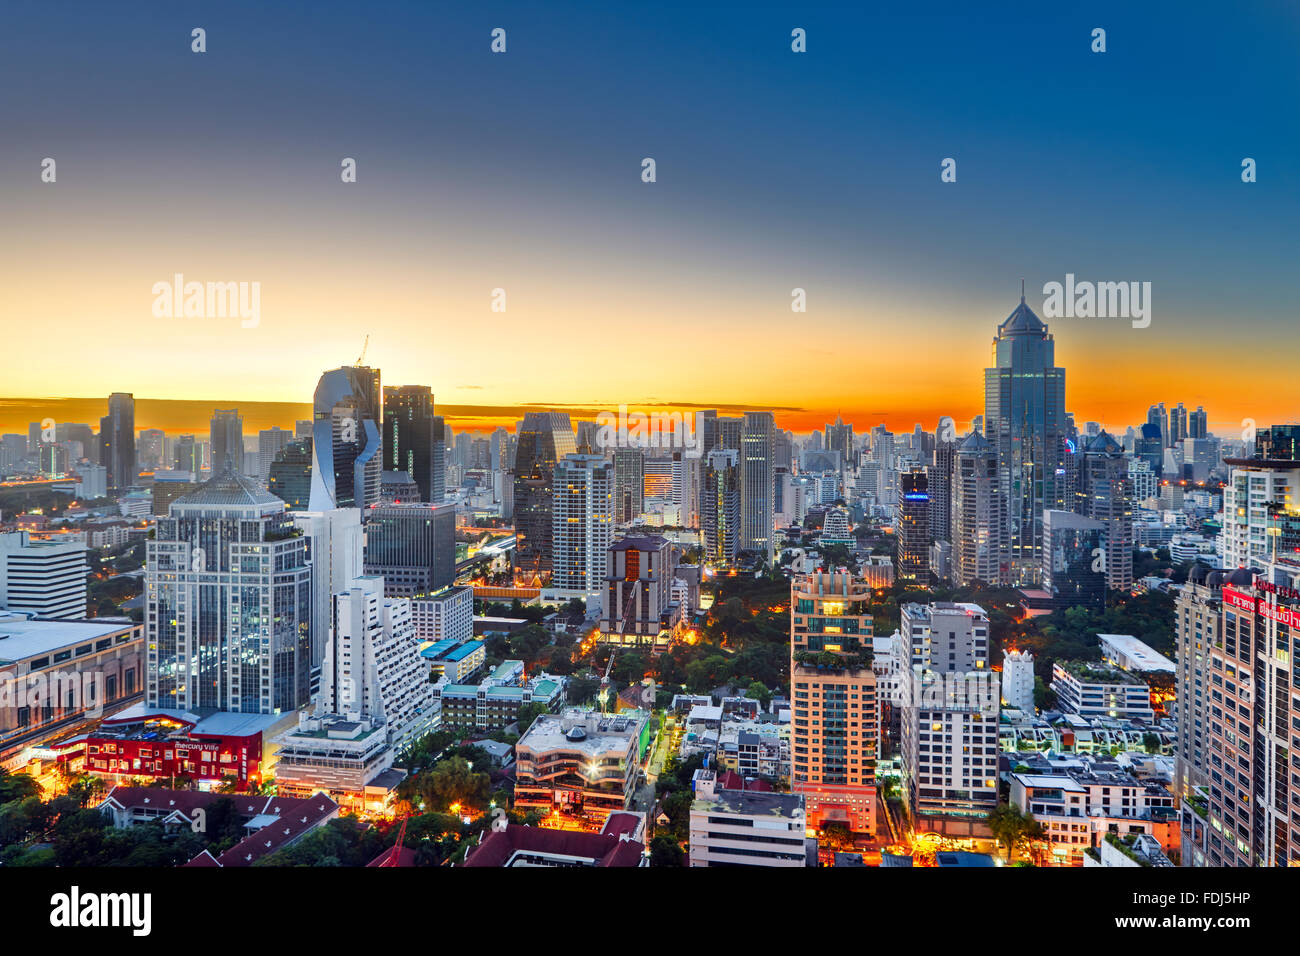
599;580;641;714
356;333;369;365
377;814;408;867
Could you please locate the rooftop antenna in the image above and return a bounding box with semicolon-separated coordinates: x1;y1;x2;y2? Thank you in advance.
1020;278;1026;303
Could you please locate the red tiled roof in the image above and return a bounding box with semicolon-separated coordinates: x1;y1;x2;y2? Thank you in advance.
462;824;644;867
100;786;225;819
601;811;643;839
188;793;339;868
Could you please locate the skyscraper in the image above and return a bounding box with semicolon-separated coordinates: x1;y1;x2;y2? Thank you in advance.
612;448;644;523
1189;406;1208;440
383;384;437;503
983;289;1069;586
99;392;136;492
701;449;740;567
256;426;291;483
512;412;577;579
790;571;878;833
1076;432;1133;592
929;429;955;543
1170;403;1188;444
268;439;313;510
309;366;383;512
899;602;999;823
740;411;775;562
147;465;313;713
824;414;854;470
951;431;1008;587
550;452;614;599
896;469;930;581
1041;509;1106;612
210;408;244;474
362;501;456;598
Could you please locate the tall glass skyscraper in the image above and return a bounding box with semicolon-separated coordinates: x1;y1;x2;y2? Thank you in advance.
99;392;136;492
983;291;1069;586
147;465;313;714
309;366;383;512
383;384;437;503
512;412;577;579
740;411;776;562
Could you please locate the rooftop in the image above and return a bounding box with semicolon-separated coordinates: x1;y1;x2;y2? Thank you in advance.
692;787;804;820
0;617;139;664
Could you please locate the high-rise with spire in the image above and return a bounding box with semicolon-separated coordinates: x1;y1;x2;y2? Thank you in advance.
983;284;1069;586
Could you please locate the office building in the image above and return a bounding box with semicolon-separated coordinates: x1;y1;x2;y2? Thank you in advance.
688;769;808;867
1042;509;1106;612
268;439;314;510
146;466;313;714
951;431;1008;586
309;365;383;512
362;502;456;598
740;412;776;562
612;448;644;523
701;449;740;568
410;584;474;643
513;412;577;580
0;531;88;620
1050;661;1153;721
256;427;292;483
896;469;930;581
383;384;438;503
209;408;244;474
1077;432;1133;592
99;392;136;492
0;617;144;760
983;291;1069;585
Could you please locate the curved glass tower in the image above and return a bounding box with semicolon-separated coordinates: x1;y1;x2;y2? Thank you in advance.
309;366;382;512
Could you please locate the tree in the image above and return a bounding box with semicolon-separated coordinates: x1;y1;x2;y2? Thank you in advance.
986;804;1044;864
745;680;773;710
1142;732;1161;755
649;835;684;867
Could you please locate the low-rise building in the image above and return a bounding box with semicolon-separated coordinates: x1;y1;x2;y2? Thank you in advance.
688;768;809;867
1051;661;1154;722
513;709;650;831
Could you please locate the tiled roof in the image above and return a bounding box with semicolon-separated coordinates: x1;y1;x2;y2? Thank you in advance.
462;824;644;867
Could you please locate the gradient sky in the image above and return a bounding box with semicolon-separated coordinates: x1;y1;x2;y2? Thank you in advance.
2;0;1298;436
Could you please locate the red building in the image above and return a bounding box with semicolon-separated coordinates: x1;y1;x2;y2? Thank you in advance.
55;705;292;786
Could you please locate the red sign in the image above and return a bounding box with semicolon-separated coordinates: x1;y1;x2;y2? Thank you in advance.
1224;586;1300;628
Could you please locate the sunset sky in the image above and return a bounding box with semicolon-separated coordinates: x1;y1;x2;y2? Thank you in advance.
3;0;1298;437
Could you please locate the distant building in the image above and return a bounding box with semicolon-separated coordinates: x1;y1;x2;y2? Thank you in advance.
0;531;88;620
513;412;577;580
